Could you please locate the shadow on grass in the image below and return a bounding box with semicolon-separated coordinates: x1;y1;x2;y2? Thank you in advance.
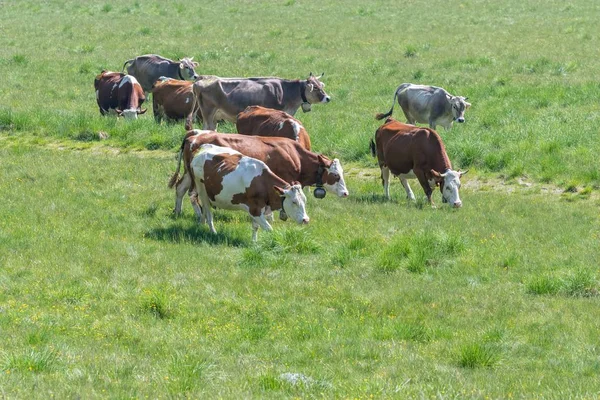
145;224;247;247
349;193;399;204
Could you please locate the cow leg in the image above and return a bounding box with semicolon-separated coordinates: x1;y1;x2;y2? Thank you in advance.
414;170;435;207
381;166;391;199
251;219;260;242
400;178;416;201
201;108;218;131
174;172;191;216
197;187;216;234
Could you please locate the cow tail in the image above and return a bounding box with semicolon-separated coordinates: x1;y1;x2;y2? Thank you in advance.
369;138;376;157
185;87;198;130
122;58;134;73
375;87;400;120
167;137;186;189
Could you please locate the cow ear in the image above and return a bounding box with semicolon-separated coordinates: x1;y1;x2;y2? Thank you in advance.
318;155;332;168
430;169;444;183
273;186;286;195
139;108;147;115
193;62;199;67
465;102;472;109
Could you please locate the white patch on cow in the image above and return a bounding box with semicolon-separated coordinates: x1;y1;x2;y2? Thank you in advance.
111;83;118;92
323;158;349;197
278;121;284;131
290;120;301;141
185;98;190;104
119;75;139;88
122;109;138;120
95;90;99;100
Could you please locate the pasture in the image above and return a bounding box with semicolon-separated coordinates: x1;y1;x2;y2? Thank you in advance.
1;0;600;398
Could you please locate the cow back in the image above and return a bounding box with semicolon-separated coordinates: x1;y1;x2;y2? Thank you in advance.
236;106;311;150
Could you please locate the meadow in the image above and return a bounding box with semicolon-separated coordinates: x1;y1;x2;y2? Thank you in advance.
1;0;600;398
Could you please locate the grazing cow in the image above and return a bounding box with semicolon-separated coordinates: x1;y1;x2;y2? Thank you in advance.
370;118;466;207
187;73;330;130
168;131;348;218
122;54;199;93
236;106;311;150
151;77;199;127
94;71;147;119
376;83;471;131
191;144;309;241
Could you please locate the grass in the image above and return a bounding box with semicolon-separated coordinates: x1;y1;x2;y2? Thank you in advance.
0;0;600;398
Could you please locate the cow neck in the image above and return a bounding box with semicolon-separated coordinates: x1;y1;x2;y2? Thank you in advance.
177;65;185;80
300;81;309;104
431;132;452;172
299;151;324;187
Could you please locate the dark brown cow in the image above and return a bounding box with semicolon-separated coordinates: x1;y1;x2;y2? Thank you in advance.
236;106;312;150
94;71;147;119
168;131;348;217
151;78;200;127
191;144;309;241
370;118;466;207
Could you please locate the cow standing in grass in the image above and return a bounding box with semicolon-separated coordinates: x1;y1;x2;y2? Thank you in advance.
94;71;147;119
370;118;466;207
191;144;309;241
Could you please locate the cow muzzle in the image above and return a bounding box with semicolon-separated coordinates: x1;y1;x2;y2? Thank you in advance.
456;117;465;123
453;201;462;208
301;217;310;224
322;96;331;103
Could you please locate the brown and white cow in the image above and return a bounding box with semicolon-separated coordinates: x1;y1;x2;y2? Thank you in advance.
187;73;330;131
376;83;471;131
370;118;466;207
151;77;200;127
191;144;309;241
168;131;348;218
122;54;199;93
236;106;312;150
94;71;147;119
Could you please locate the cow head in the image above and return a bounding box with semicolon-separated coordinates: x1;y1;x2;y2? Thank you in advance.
275;184;309;224
318;156;349;198
303;72;331;108
179;57;200;80
116;108;147;119
447;95;471;123
431;169;467;208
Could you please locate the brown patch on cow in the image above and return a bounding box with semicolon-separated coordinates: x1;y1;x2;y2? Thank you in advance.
236;106;311;150
152;79;197;123
231;168;286;217
200;153;242;202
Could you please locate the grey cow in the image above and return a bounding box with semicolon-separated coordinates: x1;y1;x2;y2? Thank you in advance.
376;83;471;131
122;54;199;93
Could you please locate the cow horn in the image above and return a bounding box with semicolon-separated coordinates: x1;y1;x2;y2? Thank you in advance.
115;109;123;116
316;72;324;79
309;72;313;77
139;108;147;115
459;169;469;176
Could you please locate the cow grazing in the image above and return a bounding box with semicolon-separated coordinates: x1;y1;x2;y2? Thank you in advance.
122;54;199;93
187;73;330;131
376;83;471;131
370;118;466;207
94;71;147;119
151;77;199;127
191;144;309;241
168;131;348;218
236;106;311;150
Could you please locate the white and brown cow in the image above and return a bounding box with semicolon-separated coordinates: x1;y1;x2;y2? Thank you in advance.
370;118;466;207
168;131;348;218
191;144;309;241
376;83;471;131
94;71;147;119
236;106;312;150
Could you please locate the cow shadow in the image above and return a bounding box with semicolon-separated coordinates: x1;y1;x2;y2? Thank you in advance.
349;193;399;204
145;224;247;247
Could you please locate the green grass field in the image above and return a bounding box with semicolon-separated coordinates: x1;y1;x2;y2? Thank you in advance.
1;0;600;398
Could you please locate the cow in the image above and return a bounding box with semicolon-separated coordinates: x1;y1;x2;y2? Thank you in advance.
376;83;471;131
369;118;467;208
236;106;311;150
151;77;199;127
190;144;309;241
168;131;348;219
187;73;330;131
122;54;199;93
94;71;147;119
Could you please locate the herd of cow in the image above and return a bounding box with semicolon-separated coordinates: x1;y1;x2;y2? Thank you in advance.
94;54;471;241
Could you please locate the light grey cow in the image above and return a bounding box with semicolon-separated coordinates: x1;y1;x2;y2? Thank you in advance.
122;54;199;93
376;83;471;131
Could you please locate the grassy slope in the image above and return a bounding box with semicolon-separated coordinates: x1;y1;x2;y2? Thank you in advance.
1;0;600;398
